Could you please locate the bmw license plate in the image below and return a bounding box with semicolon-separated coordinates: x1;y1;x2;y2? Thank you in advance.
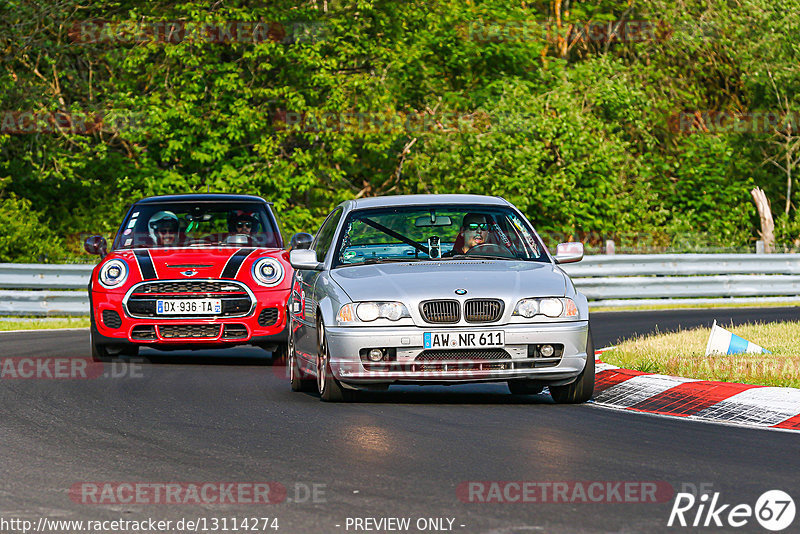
424;331;504;349
156;299;222;315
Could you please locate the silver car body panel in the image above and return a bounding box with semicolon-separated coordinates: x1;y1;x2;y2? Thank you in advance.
289;194;590;387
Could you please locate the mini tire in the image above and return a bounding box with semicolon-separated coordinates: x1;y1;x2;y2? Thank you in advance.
90;328;112;363
90;329;138;362
550;328;595;404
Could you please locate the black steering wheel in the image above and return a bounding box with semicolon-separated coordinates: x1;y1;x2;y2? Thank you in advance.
464;243;515;258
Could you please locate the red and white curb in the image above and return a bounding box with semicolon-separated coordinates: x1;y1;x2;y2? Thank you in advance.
592;348;800;431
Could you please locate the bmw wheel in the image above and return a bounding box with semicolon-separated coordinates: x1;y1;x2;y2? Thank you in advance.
289;325;314;392
316;320;353;402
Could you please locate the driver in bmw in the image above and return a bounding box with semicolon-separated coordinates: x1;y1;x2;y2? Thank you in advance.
443;213;491;256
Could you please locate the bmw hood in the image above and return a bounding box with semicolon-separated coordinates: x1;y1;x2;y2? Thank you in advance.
330;260;568;302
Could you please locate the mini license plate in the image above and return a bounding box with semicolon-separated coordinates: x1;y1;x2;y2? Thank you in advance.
156;299;222;315
424;331;504;349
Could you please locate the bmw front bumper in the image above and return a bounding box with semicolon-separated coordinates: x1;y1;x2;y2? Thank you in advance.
325;321;589;385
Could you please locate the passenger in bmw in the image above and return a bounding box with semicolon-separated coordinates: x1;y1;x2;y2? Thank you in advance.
443;212;492;256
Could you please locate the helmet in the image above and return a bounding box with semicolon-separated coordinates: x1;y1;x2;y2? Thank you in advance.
228;210;258;233
148;210;179;244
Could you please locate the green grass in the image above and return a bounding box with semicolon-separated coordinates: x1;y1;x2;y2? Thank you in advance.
0;317;90;331
602;321;800;388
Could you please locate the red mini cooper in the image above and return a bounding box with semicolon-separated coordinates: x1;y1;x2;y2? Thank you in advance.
84;194;309;362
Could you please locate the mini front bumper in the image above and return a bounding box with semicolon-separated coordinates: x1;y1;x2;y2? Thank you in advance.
91;288;289;346
324;321;589;385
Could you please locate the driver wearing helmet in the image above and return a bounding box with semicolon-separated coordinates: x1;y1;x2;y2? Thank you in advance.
148;211;180;246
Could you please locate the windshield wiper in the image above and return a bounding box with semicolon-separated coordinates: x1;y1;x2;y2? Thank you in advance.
446;254;517;261
358;257;426;265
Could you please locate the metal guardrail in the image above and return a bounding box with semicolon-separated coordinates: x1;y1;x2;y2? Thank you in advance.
0;263;93;315
561;254;800;307
2;254;800;314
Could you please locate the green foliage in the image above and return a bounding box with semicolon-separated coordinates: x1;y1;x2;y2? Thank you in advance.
0;0;798;260
0;194;64;262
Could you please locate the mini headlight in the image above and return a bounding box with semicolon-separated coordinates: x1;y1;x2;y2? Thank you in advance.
252;257;284;287
516;299;539;318
99;259;128;288
539;298;564;317
357;302;380;322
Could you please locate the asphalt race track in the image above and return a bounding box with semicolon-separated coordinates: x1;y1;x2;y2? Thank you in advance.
2;308;799;534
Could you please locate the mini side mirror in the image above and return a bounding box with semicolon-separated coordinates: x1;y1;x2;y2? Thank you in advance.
289;232;314;250
554;242;583;264
84;235;108;258
289;249;323;270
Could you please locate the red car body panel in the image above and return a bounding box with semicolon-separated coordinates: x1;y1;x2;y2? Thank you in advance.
90;247;291;346
88;194;293;352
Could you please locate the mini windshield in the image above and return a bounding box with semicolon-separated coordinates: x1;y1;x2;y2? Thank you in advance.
333;205;548;267
113;202;280;249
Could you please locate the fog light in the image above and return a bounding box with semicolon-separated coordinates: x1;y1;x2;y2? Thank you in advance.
368;348;384;362
540;344;555;357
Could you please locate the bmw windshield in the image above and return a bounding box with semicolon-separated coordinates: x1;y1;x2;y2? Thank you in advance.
333;205;549;267
113;202;281;249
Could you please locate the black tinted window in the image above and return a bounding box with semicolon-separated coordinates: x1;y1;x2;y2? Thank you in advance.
314;208;343;262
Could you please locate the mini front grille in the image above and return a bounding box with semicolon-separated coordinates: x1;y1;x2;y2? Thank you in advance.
420;300;460;324
131;325;156;340
135;281;246;294
258;308;279;327
125;280;252;319
158;324;220;339
102;310;122;329
222;324;248;339
464;299;504;323
416;349;511;361
126;297;251;317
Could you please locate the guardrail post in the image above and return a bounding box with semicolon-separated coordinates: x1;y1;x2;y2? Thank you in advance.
605;240;615;255
756;240;765;254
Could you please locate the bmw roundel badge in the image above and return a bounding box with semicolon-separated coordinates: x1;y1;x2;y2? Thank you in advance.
454;288;467;295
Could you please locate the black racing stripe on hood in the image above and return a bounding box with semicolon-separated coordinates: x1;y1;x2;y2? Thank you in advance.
221;248;255;278
134;249;157;280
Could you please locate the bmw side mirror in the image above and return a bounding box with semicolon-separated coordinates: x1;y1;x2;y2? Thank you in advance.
84;235;108;259
289;249;323;270
554;242;583;264
289;232;313;250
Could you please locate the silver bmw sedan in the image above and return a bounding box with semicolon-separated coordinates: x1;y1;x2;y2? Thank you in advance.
287;194;593;403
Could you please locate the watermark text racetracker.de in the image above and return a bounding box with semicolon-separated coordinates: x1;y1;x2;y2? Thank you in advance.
0;516;280;533
69;481;325;505
69;20;326;45
70;482;286;505
457;480;674;503
0;357;142;380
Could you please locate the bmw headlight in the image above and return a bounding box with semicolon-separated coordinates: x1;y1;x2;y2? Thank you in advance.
337;302;410;324
98;259;128;289
252;257;284;287
513;297;578;318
